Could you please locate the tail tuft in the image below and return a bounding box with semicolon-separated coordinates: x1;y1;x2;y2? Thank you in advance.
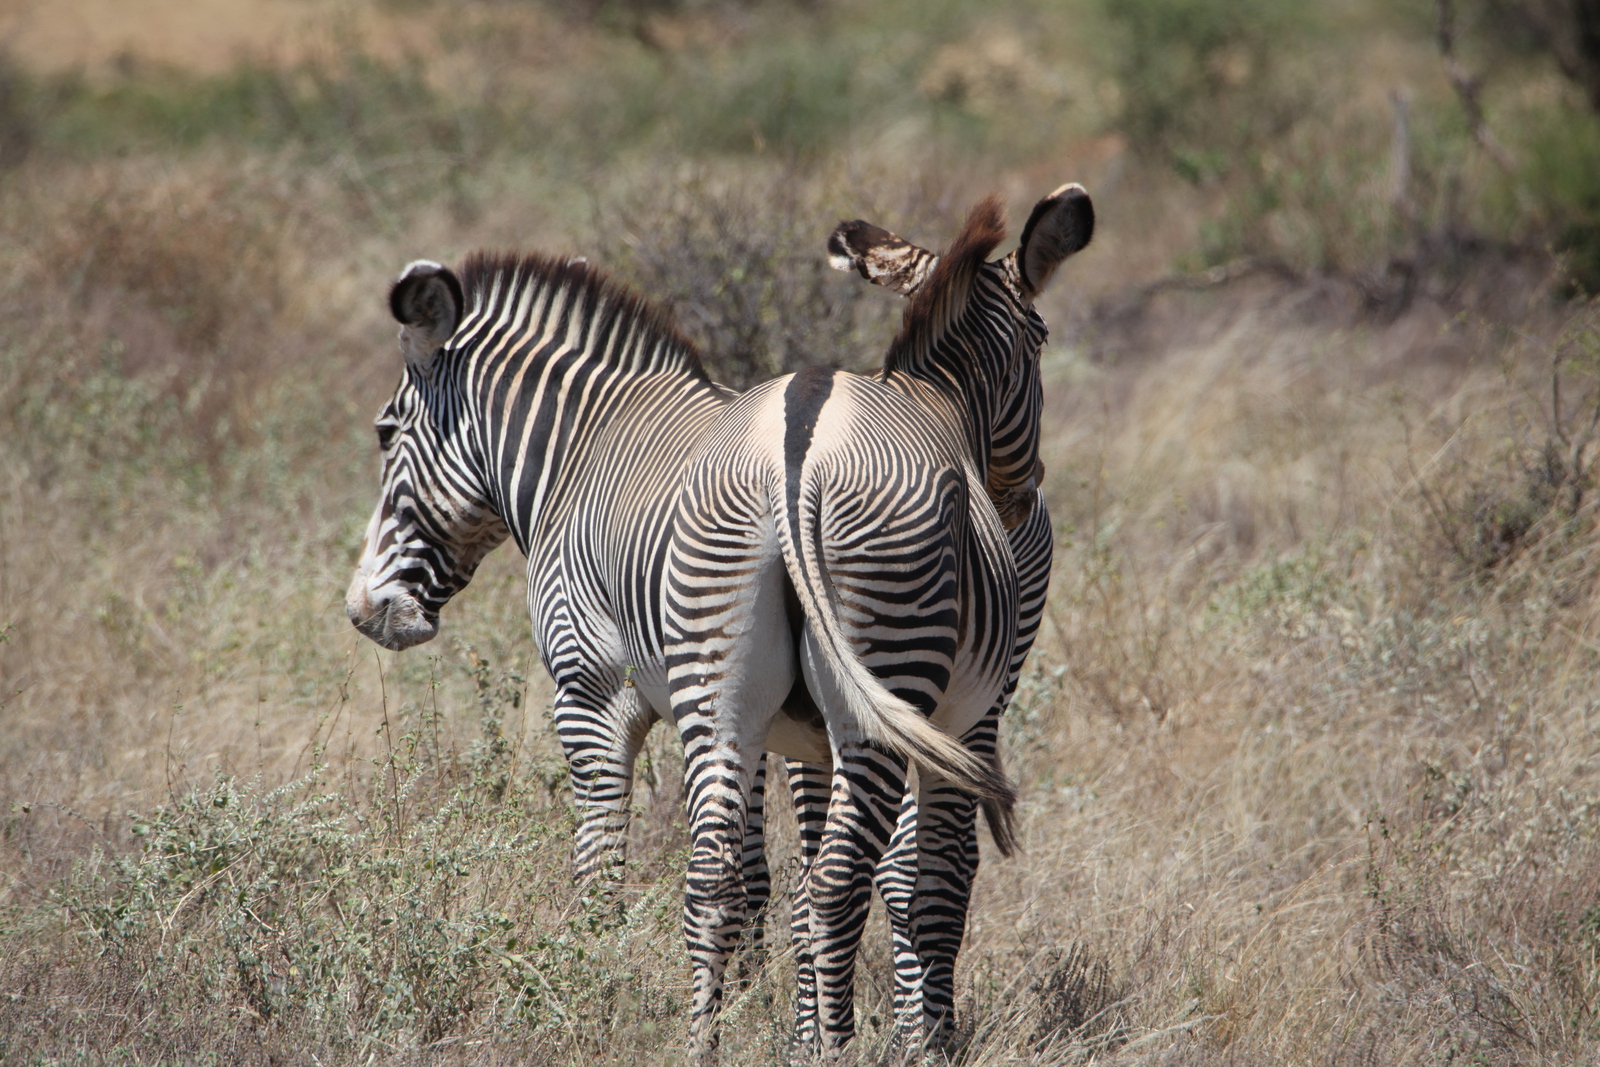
834;659;1016;804
979;749;1020;858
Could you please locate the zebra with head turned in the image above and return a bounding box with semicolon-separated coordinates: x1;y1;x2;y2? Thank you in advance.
344;252;785;915
664;185;1094;1055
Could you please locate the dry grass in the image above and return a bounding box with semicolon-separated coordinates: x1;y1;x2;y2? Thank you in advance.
2;2;1600;1063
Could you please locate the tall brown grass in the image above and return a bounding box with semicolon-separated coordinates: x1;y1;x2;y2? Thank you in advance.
2;2;1600;1063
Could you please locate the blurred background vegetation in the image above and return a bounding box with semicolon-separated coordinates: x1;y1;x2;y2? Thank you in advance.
2;0;1600;1063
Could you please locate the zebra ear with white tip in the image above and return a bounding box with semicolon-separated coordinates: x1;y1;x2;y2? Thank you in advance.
1016;183;1094;298
827;219;940;297
390;260;464;366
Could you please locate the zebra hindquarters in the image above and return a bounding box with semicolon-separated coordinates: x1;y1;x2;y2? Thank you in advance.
665;459;796;1057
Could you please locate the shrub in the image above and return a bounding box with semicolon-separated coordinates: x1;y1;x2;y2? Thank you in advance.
1416;303;1600;572
2;651;697;1061
593;166;940;387
1101;0;1313;173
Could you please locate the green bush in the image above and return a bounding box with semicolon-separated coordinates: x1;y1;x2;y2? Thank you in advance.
1101;0;1312;172
1518;102;1600;293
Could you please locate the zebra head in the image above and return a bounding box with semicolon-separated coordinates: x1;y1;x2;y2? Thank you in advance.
827;184;1093;303
346;260;510;651
830;184;1094;522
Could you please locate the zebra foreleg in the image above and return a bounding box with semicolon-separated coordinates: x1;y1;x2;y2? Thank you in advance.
554;685;654;884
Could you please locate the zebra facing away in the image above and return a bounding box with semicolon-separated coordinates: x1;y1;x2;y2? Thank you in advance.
664;185;1094;1055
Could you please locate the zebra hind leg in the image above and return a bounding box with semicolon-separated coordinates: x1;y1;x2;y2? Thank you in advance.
910;706;1003;1048
680;732;769;1056
805;742;906;1056
734;752;772;986
783;758;831;1053
909;780;979;1049
876;780;928;1053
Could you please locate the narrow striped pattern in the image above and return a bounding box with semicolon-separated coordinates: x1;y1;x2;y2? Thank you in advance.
664;185;1093;1056
346;253;769;893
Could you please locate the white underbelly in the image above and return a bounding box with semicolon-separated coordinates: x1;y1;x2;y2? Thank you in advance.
635;679;670;721
763;714;831;764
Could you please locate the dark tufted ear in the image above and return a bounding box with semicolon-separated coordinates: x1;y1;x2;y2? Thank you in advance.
390;260;464;366
1016;183;1094;297
827;219;941;297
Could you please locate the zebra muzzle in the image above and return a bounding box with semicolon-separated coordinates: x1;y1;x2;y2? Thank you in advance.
346;584;439;651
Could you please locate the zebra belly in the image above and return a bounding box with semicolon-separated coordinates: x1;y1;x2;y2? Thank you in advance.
763;712;831;764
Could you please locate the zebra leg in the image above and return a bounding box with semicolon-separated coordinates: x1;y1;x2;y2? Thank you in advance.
554;683;654;883
735;752;771;983
790;757;923;1054
784;757;831;1051
898;488;1049;1043
908;706;1002;1047
680;732;768;1056
876;784;927;1050
805;742;907;1054
665;500;794;1056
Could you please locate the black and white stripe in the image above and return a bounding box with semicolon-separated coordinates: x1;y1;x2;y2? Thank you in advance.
346;253;780;898
664;186;1094;1055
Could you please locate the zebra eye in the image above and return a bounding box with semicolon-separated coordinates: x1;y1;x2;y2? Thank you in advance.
376;422;399;450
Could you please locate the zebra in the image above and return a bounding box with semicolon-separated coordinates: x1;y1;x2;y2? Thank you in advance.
338;239;938;972
343;252;783;902
663;185;1094;1055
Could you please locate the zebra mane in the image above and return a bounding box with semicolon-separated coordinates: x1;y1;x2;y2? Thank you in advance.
883;195;1007;375
455;251;712;384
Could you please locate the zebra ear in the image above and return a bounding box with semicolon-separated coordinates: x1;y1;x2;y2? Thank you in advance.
827;220;940;297
1016;183;1094;297
390;260;464;366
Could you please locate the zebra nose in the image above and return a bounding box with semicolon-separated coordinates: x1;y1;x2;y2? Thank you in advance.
345;572;440;650
345;569;380;627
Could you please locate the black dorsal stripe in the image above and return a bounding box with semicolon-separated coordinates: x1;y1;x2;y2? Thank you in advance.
782;366;837;530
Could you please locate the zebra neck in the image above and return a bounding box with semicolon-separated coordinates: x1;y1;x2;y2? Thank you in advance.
883;363;1000;475
460;323;715;555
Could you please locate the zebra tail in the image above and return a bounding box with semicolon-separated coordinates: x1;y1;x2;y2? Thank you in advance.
980;785;1020;858
777;492;1017;807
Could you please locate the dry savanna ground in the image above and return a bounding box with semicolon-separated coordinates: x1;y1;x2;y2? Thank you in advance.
1;0;1599;1063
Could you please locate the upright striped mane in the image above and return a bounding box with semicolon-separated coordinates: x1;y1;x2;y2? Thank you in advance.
455;251;712;384
883;196;1007;374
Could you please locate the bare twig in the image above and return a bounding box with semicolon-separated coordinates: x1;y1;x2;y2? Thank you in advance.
1091;256;1303;326
1390;87;1416;230
1436;0;1518;173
